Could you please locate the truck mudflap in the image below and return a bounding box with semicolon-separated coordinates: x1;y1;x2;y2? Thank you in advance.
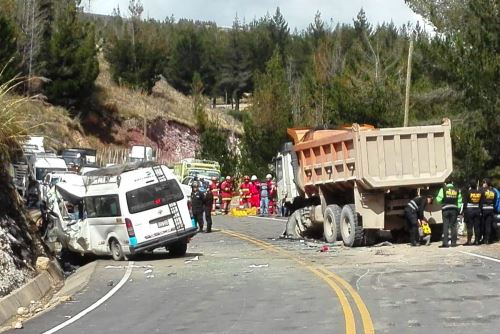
129;227;198;254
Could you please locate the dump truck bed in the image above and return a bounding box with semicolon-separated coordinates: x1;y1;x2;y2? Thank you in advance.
290;119;452;189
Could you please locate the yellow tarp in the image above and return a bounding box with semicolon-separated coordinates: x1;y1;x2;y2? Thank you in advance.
230;207;257;217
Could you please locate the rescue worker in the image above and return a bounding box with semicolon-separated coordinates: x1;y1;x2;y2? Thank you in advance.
190;182;205;232
259;178;269;217
209;177;219;214
204;186;213;233
463;180;482;245
481;178;498;244
404;195;433;246
265;174;276;215
220;176;233;215
250;175;260;209
436;179;463;248
239;175;252;208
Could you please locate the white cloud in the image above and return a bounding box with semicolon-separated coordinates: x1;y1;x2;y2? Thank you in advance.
87;0;425;30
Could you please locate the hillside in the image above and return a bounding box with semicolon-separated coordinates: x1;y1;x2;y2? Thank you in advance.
23;56;243;165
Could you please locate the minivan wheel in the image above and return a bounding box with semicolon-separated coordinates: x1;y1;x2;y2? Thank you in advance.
168;240;188;257
110;238;127;261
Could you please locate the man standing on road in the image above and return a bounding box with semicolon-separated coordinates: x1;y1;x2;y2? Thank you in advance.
436;179;463;247
405;195;433;246
481;178;498;244
239;175;252;208
204;186;213;233
259;179;269;217
191;182;205;232
463;180;482;245
250;175;260;209
209;177;219;214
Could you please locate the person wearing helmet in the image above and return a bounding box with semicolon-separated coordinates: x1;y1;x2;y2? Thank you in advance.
249;175;260;210
239;175;252;208
266;174;276;215
259;178;270;216
198;176;207;194
481;178;498;244
220;176;233;214
191;182;204;232
209;177;220;214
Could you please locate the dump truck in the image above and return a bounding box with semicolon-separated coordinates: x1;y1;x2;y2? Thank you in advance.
278;119;453;246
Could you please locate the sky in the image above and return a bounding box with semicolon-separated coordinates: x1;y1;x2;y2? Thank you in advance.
86;0;429;31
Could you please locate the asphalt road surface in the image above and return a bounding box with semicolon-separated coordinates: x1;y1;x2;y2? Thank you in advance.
8;215;500;334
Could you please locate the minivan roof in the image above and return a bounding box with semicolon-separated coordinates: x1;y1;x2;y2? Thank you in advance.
85;161;157;177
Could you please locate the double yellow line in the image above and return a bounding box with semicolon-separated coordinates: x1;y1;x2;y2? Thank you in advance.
222;229;375;334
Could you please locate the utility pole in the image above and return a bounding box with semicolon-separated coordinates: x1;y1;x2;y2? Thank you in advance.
404;39;414;127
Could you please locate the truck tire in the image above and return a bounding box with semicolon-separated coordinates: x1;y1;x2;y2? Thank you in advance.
340;204;364;247
168;240;188;257
323;205;342;243
285;210;306;238
110;238;128;261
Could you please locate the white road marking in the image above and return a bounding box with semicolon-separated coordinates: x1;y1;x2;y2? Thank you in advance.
43;261;134;334
248;216;287;222
460;251;500;264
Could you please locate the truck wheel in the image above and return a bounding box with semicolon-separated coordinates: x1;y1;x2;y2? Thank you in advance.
110;238;128;261
286;210;306;238
324;205;342;243
340;204;364;247
168;240;187;257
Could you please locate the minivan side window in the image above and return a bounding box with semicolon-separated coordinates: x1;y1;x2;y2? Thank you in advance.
84;195;121;218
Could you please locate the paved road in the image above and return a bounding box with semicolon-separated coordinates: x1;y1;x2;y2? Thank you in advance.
8;215;500;333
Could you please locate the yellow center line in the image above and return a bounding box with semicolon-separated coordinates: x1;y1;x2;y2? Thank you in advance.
222;229;357;334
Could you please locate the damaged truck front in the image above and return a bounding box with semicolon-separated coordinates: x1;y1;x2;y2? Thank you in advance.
43;163;197;260
279;120;453;246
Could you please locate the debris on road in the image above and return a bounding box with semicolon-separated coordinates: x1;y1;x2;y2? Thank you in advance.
105;265;125;269
144;269;153;274
249;264;269;268
374;241;393;247
319;245;329;253
107;280;114;286
167;272;177;277
16;307;29;316
185;256;199;264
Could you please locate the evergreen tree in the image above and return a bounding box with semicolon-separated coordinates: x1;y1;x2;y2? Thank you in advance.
241;48;292;174
0;13;20;83
44;1;99;105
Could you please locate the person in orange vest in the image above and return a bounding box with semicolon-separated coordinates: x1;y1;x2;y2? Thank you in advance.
220;176;233;215
249;175;260;210
239;175;252;208
209;177;219;215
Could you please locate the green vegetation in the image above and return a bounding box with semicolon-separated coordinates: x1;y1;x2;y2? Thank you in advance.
0;0;497;183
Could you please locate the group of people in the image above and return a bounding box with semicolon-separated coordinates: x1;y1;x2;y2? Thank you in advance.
189;173;278;232
404;178;499;247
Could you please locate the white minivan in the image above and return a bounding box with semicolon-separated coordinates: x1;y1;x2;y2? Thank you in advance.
46;163;197;260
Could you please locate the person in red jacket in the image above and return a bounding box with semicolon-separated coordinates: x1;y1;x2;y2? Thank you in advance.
266;174;276;215
220;176;233;215
209;177;219;214
249;175;260;210
239;175;252;208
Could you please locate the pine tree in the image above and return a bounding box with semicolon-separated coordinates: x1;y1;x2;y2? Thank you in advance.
0;13;20;83
44;1;99;105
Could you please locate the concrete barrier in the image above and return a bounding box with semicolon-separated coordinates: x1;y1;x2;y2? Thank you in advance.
0;260;63;326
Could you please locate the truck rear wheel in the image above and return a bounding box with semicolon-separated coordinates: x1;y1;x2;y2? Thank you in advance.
285;210;306;238
340;204;364;247
323;205;342;243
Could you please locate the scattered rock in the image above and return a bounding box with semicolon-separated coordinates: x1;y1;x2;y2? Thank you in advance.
35;257;50;271
144;269;153;274
107;280;114;286
249;264;269;268
12;321;23;329
58;295;73;302
17;307;29;316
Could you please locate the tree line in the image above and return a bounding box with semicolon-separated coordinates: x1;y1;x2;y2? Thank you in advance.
0;0;497;184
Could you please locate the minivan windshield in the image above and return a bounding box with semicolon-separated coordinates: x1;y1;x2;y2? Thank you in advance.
126;179;184;214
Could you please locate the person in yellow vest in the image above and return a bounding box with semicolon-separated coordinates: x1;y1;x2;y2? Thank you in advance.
436;179;463;248
481;178;498;244
463;180;482;245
